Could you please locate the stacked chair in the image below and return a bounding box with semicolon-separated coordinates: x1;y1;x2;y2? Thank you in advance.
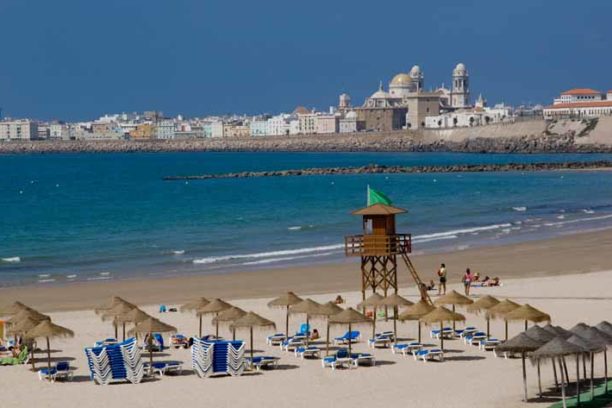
84;338;145;385
191;338;246;378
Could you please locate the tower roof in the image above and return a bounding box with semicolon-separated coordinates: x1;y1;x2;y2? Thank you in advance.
352;203;407;216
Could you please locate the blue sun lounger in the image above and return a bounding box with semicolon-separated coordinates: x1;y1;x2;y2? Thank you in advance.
392;342;423;356
414;348;444;362
247;356;280;370
38;361;73;382
295;345;320;359
144;360;183;376
333;331;360;345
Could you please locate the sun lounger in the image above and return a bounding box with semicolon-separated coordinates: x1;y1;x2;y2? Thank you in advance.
295;345;320;359
84;338;145;385
38;361;73;382
297;323;310;337
368;333;394;348
247;356;280;370
0;346;29;366
464;331;487;346
145;360;183;376
479;338;501;352
94;338;118;347
322;348;353;370
392;342;423;356
414;348;444;362
351;352;376;366
430;327;453;339
266;333;286;346
280;337;305;352
191;339;246;378
333;331;360;345
455;326;477;338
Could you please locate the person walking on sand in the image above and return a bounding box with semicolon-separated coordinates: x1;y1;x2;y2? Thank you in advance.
437;263;447;295
462;268;473;296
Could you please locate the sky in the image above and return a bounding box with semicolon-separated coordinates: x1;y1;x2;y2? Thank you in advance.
0;0;611;121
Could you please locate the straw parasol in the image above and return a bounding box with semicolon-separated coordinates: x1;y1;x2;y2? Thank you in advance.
7;308;50;326
288;299;323;345
25;320;74;377
496;332;543;402
197;299;232;338
317;302;343;355
358;293;385;339
101;302;136;340
503;304;551;331
533;337;588;408
569;322;590;335
379;293;413;342
467;295;500;337
542;324;572;339
328;308;372;355
398;300;435;342
579;327;612;395
7;315;48;370
487;299;521;340
231;312;275;367
2;301;34;315
596;321;612;337
267;292;303;339
420;306;465;350
115;308;150;325
567;334;601;400
94;296;135;315
180;297;210;337
129;317;176;372
213;306;247;340
525;325;557;396
434;290;473;330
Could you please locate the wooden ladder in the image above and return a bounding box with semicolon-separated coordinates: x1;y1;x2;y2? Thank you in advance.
400;253;433;305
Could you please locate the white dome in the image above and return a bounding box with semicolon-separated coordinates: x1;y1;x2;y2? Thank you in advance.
453;63;467;76
345;111;357;119
409;65;421;76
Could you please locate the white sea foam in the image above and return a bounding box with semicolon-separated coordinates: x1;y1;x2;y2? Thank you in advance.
99;272;111;276
2;256;21;263
37;279;56;283
38;274;50;278
544;214;612;227
66;274;77;279
288;226;302;231
172;250;185;255
241;251;337;266
512;206;527;212
557;215;565;220
193;244;344;265
582;209;595;214
87;276;112;281
413;223;512;242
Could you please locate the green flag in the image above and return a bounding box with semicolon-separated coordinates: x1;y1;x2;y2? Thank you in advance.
367;186;392;206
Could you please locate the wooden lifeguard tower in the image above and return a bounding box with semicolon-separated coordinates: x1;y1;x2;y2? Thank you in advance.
345;203;432;304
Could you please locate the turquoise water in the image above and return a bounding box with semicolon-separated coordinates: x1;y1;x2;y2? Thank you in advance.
1;152;612;286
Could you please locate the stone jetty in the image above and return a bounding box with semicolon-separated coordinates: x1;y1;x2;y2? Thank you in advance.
162;161;612;181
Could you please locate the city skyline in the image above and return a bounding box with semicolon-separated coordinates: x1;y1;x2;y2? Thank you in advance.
1;0;611;121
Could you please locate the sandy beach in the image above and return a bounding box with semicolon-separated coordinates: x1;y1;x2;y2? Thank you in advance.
1;229;612;408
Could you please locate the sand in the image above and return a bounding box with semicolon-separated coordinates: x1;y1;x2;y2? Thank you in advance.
1;230;612;407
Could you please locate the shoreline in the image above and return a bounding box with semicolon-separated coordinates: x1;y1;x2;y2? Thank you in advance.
2;227;612;313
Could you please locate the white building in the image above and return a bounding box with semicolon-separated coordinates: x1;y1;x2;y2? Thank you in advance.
315;114;339;134
268;114;292;136
156;119;176;140
49;123;70;140
0;120;39;141
250;119;269;137
210;121;224;138
339;111;359;133
544;88;612;119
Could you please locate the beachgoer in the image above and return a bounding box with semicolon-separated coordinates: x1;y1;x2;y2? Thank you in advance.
473;272;480;282
437;263;447;295
427;279;436;291
462;268;473;296
311;329;320;341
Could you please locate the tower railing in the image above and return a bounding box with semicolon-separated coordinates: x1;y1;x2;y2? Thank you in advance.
344;234;411;256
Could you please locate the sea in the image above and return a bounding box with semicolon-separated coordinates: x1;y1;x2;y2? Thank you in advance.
1;152;612;287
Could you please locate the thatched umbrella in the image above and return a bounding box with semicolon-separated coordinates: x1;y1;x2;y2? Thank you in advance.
533;337;587;408
101;302;136;340
596;321;612;337
434;290;473;331
180;297;210;337
94;296;135;315
420;306;465;350
542;324;572;339
496;332;542;402
25;320;74;377
197;299;232;338
231;312;275;367
567;334;601;400
579;327;612;395
525;325;557;395
115;308;151;340
328;308;372;355
487;299;521;340
358;293;385;339
503;304;550;332
398;300;435;343
267;292;303;338
317;302;343;355
379;293;413;342
288;299;322;345
213;306;246;340
7;315;48;370
570;322;590;335
467;295;500;337
129;317;176;373
7;308;50;326
2;301;33;315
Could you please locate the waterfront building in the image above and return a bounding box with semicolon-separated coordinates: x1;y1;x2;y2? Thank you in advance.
268;114;292;136
424;102;513;129
0;119;39;141
339;111;364;133
224;123;250;138
49;123;70;140
543;88;612;119
155;119;176;140
338;93;352;111
130;123;155;140
210;121;224;138
315;114;339;134
450;63;470;108
250;119;269;136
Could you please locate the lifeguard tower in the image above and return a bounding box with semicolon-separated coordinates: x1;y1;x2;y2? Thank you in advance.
345;203;432;304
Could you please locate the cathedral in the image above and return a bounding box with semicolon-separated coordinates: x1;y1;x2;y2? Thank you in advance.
345;63;471;131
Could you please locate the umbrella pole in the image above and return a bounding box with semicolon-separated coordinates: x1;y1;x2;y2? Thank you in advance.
393;307;397;343
553;358;559;391
605;350;608;394
505;320;508;341
452;305;456;331
486;318;490;338
122;322;126;341
524;320;528;331
232;327;236;341
326;322;330;356
114;321;118;339
348;322;352;356
31;346;36;371
372;307;376;339
522;351;528;402
215;314;219;337
575;355;580;406
590;352;594;400
149;332;153;376
285;306;289;337
418;321;421;343
562;357;570;396
46;337;51;375
537;359;542;398
306;315;310;346
250;327;254;370
582;354;587;382
440;321;444;351
199;315;202;338
560;358;567;408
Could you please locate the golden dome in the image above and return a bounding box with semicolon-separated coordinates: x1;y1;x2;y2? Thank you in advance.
390;73;412;86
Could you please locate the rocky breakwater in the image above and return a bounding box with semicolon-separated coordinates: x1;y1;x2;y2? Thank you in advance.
163;161;612;181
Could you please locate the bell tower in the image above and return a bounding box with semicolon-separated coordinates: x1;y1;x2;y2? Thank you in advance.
451;63;470;108
345;203;432;304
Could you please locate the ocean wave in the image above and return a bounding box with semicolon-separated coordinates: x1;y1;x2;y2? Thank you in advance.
288;226;302;231
66;274;77;279
172;250;185;255
512;206;527;212
413;223;512;242
193;244;344;265
1;256;21;263
582;209;595;214
241;251;337;266
543;214;612;227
